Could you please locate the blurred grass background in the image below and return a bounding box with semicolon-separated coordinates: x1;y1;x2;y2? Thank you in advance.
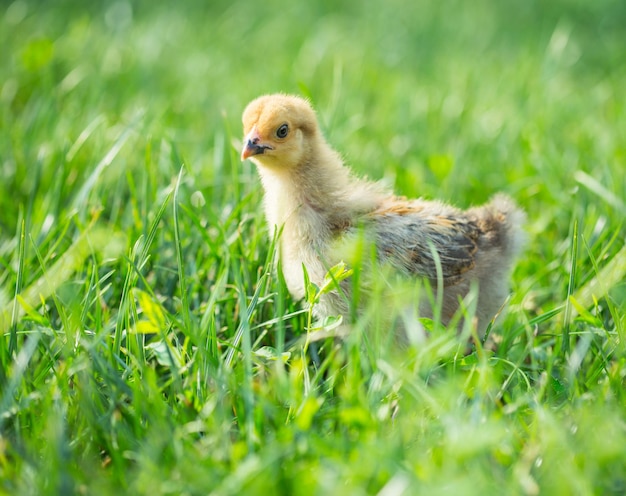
1;0;626;494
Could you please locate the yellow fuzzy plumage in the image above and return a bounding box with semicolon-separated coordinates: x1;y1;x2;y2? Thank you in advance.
241;94;526;335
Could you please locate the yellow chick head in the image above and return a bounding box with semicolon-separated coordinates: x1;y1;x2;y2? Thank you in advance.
241;94;319;169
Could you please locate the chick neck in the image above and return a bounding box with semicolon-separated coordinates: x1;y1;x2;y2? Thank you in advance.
256;136;380;243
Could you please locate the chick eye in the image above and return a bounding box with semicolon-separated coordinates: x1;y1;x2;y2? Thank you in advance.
276;123;289;139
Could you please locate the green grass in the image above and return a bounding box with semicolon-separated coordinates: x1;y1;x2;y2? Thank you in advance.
2;0;626;494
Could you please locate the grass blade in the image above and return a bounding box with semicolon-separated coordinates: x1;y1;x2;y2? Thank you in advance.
72;112;143;212
1;225;125;335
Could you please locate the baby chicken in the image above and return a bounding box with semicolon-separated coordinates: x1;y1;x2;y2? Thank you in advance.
241;94;525;335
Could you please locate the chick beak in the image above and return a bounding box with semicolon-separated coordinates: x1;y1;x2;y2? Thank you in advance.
241;127;273;160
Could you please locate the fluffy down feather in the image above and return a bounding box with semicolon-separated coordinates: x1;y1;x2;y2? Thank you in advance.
241;94;525;335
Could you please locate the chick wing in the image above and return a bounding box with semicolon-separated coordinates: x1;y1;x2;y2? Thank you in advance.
364;198;480;285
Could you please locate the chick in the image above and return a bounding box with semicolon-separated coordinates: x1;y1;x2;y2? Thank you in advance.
241;94;525;335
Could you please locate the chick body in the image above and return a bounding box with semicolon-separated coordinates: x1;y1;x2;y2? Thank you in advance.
241;94;525;334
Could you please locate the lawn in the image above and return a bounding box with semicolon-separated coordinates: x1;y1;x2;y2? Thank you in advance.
1;0;626;494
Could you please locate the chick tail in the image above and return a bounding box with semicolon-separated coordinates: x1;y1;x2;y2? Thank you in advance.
485;193;527;259
467;193;527;262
